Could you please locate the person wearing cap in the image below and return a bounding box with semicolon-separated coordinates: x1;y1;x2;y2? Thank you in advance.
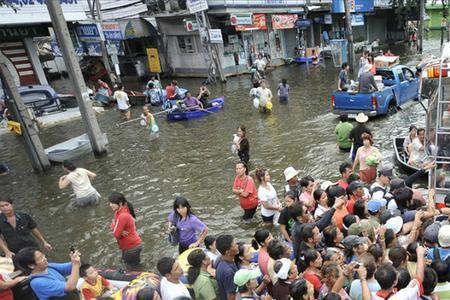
353;133;382;184
335;115;353;152
348;221;376;242
337;162;353;190
283;167;300;200
272;258;299;300
423;222;440;249
426;224;450;262
342;235;368;263
370;166;394;204
349;113;371;161
233;269;270;300
358;63;378;93
233;162;259;222
367;200;383;225
408;128;427;168
346;180;365;214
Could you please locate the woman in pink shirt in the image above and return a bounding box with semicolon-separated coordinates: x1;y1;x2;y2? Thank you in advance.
353;133;382;184
252;229;273;276
299;176;318;212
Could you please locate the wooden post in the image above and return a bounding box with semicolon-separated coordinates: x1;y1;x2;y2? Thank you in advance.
0;63;51;172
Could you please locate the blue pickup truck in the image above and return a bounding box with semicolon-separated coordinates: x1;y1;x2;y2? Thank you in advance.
331;65;419;117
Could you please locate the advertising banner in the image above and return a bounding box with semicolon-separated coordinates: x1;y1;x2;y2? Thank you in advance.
147;48;161;73
295;19;312;29
235;14;267;31
187;0;208;13
351;14;364;26
272;14;298;29
230;13;253;25
331;0;374;13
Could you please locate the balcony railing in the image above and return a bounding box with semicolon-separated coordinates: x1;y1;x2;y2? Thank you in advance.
207;0;307;7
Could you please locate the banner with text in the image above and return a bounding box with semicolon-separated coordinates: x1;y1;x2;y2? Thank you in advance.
235;14;267;31
272;14;298;29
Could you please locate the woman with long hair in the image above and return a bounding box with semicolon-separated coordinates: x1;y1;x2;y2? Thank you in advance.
232;161;259;222
187;249;218;300
234;243;257;269
109;192;142;266
234;125;250;164
353;133;382;184
59;160;100;207
168;196;209;254
255;168;281;226
252;229;273;276
301;249;323;297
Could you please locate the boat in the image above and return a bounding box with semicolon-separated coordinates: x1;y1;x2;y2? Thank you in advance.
294;56;313;63
45;133;92;162
126;90;146;106
166;97;224;121
393;137;422;175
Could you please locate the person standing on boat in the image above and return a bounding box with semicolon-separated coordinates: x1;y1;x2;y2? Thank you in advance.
113;84;131;120
234;125;250;165
168;196;209;254
335;115;353;152
197;83;211;108
232;161;259;222
408;128;427;168
59;161;100;207
349;113;372;161
109;192;142;267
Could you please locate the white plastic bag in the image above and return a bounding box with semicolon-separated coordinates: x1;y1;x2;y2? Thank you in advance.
253;97;260;109
231;134;239;154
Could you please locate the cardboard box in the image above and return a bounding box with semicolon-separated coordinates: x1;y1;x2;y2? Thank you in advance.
374;55;399;68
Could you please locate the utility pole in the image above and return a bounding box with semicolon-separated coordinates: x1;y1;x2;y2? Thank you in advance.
46;0;108;155
0;63;51;172
91;0;115;83
418;0;424;53
343;0;355;73
198;11;226;82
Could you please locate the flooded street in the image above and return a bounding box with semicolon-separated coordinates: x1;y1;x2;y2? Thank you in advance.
0;39;440;269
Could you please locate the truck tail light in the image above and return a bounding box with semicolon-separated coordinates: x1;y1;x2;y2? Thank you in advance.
427;66;448;78
331;95;335;107
371;96;378;109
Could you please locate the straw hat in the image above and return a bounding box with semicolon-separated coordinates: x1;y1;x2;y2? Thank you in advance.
355;113;369;123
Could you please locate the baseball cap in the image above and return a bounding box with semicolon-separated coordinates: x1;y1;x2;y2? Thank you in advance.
385;216;403;234
233;269;261;287
342;235;368;249
438;225;450;247
424;223;441;244
380;209;401;225
367;200;382;213
390;178;405;191
378;166;394;178
348;181;364;194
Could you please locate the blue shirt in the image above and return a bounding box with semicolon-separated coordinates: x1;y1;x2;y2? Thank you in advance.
427;247;450;260
350;279;381;300
168;212;206;247
215;258;238;300
30;262;72;300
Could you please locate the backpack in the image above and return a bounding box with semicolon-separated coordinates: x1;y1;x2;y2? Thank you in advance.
370;186;387;198
432;248;450;270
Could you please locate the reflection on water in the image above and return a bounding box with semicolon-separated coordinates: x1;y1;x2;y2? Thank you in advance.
0;41;437;269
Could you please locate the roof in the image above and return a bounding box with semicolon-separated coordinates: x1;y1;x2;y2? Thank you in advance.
87;0;149;20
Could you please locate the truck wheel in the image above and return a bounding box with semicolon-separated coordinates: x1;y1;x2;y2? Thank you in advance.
387;102;398;116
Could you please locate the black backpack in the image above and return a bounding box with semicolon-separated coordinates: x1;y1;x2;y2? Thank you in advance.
432;248;450;270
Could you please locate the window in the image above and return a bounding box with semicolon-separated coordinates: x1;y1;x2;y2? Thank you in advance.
403;68;415;81
177;36;195;53
396;69;405;82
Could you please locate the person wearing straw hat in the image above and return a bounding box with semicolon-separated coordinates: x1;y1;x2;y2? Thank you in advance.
358;64;378;93
349;113;371;161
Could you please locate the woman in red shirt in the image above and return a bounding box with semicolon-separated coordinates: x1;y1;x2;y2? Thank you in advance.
109;192;142;267
301;249;323;298
232;161;258;222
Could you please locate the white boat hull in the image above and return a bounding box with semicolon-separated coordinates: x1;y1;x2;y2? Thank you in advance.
45;133;92;162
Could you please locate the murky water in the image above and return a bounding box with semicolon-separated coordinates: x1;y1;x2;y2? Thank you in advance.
0;38;440;270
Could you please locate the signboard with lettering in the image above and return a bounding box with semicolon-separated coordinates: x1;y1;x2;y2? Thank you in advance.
187;0;208;13
0;26;49;41
324;14;332;24
235;14;267;31
102;22;123;40
295;19;312;29
76;24;101;40
209;29;223;43
184;19;199;32
230;13;253;25
0;0;88;25
147;48;161;73
331;0;374;13
351;14;364;26
272;14;298;29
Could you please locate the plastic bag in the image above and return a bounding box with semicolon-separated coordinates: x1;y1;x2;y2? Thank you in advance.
265;101;273;110
253;97;260;109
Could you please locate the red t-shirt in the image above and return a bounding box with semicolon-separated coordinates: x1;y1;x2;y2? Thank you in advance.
337;179;348;190
346;197;356;214
233;175;258;209
111;207;142;250
166;85;175;99
0;274;13;300
304;271;322;293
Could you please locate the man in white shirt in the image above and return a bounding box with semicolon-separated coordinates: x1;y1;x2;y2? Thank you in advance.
157;257;191;300
408;128;427;168
253;54;266;77
113;83;131;120
370;166;394;206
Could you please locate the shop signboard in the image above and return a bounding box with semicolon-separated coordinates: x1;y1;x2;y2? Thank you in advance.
295;19;312;29
331;0;374;13
235;14;267;31
0;25;49;41
230;13;253;25
102;22;123;40
184;19;199;32
147;48;161;73
374;0;391;8
272;14;298;30
324;14;332;24
351;14;364;26
187;0;208;13
76;23;102;41
209;29;223;43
